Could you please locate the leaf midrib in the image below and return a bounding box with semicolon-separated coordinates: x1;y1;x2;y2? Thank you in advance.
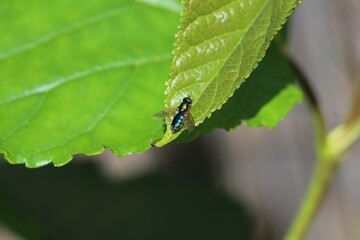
0;6;130;62
0;54;171;105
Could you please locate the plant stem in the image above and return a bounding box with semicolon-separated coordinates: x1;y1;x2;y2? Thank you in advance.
283;56;360;239
284;154;340;240
283;55;329;240
285;119;360;240
286;54;326;154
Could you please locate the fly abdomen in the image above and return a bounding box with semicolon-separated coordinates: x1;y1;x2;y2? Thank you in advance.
171;112;185;133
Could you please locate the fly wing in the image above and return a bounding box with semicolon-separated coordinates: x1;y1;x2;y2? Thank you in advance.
183;111;195;131
153;107;178;119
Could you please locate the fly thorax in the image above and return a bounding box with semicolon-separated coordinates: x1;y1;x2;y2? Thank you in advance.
179;103;188;112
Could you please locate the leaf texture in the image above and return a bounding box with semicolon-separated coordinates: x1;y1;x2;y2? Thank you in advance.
155;0;302;146
177;42;303;143
0;0;181;167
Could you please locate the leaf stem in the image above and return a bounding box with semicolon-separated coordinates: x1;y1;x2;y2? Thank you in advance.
283;56;360;239
285;53;327;154
275;33;327;152
285;119;360;240
284;150;340;240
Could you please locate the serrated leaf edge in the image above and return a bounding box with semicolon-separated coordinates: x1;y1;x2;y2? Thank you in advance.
156;0;302;146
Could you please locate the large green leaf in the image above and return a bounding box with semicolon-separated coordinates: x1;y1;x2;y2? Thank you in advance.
177;42;303;143
155;0;302;146
0;0;181;167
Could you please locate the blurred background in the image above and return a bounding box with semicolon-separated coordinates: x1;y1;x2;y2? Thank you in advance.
1;0;360;239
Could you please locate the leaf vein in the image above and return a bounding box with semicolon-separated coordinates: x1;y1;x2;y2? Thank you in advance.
1;93;47;141
184;0;237;30
0;54;171;105
172;28;245;76
21;66;140;155
0;6;130;62
169;0;272;112
192;0;272;113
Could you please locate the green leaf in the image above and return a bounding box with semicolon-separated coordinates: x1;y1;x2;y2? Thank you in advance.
0;0;181;167
245;85;302;127
155;0;302;146
177;42;303;143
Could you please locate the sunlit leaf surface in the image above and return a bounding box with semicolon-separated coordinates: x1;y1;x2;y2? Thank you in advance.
0;0;181;167
155;0;301;146
177;42;303;143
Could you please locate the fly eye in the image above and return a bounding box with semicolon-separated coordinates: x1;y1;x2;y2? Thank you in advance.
183;97;192;104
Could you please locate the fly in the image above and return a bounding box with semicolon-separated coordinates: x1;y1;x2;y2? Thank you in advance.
154;97;195;133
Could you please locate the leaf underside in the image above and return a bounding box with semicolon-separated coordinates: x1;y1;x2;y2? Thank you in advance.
155;0;302;146
0;0;181;167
